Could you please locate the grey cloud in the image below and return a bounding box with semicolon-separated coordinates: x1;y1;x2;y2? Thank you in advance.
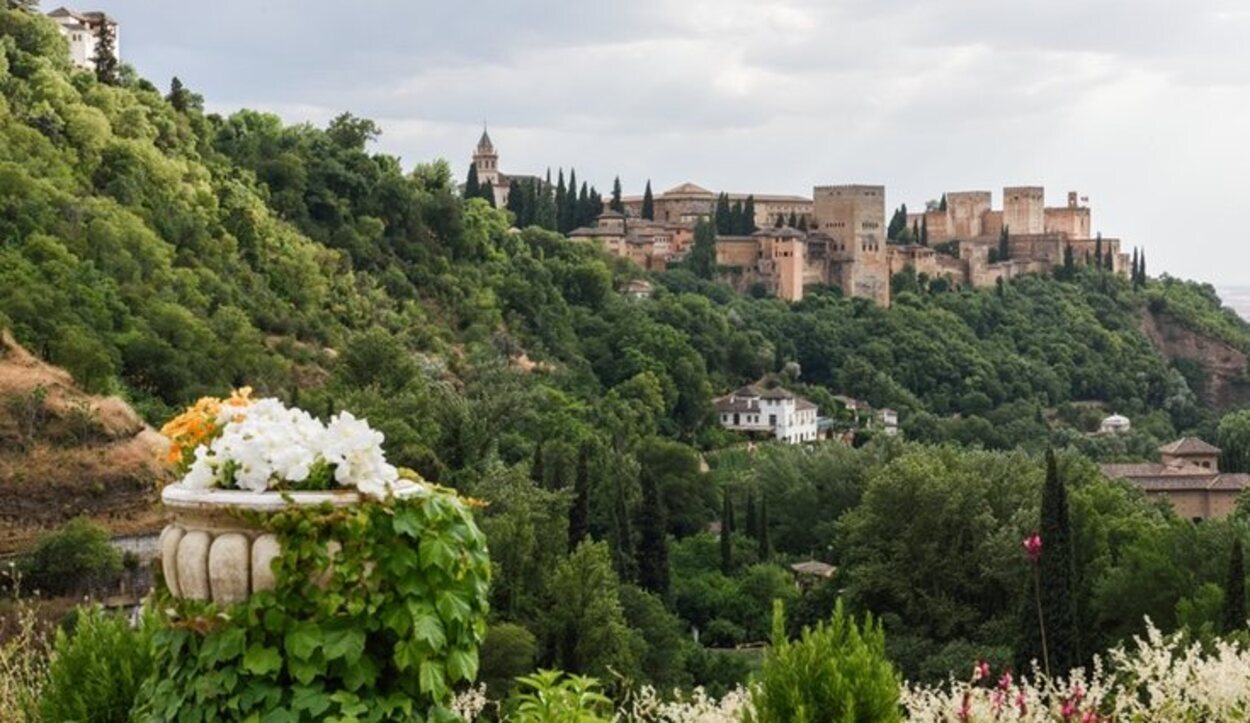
98;0;1250;285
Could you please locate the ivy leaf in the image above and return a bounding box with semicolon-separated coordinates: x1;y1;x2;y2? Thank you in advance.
412;612;447;651
418;660;447;701
242;644;283;677
419;538;456;572
393;507;423;538
342;654;378;691
436;590;473;625
261;709;299;723
447;647;479;682
323;628;365;664
284;623;323;661
292;685;332;717
200;627;247;666
288;656;320;686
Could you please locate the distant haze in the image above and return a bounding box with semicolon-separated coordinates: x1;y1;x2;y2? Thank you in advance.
1217;287;1250;322
97;0;1250;286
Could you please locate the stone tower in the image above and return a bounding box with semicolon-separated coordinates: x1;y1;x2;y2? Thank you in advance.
813;185;889;307
473;127;500;188
1002;186;1044;234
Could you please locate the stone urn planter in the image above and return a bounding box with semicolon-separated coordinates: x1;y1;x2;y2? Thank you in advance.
159;484;424;605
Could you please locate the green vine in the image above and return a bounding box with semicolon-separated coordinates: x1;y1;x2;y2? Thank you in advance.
134;488;491;722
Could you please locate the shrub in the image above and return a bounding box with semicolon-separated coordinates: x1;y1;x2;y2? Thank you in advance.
507;669;612;723
0;590;49;723
19;518;121;597
479;622;538;700
39;605;154;723
746;600;902;723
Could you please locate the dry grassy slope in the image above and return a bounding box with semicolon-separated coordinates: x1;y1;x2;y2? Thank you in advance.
0;331;168;554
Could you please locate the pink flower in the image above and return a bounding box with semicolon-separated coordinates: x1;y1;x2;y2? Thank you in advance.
1023;534;1043;562
1016;690;1028;715
958;691;971;722
997;670;1013;690
973;659;991;682
1081;711;1099;723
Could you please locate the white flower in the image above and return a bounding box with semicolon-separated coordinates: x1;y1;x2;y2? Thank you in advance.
175;397;405;497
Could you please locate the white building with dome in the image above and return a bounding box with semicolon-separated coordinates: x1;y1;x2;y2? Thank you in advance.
1100;414;1131;435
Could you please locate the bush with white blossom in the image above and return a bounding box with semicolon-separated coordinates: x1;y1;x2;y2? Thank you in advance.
160;388;412;498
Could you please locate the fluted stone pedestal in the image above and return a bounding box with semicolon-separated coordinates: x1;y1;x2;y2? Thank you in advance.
159;485;422;605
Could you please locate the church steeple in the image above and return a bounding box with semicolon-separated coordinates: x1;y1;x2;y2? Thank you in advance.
472;123;501;199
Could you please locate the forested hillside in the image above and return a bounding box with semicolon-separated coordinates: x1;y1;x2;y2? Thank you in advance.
7;6;1250;694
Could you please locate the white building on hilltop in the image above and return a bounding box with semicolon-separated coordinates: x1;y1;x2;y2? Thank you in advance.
713;384;819;444
46;7;118;70
1100;414;1131;435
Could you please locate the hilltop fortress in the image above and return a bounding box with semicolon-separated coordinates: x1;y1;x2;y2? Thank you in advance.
470;136;1129;306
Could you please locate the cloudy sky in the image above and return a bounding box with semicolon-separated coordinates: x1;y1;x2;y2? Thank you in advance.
100;0;1250;286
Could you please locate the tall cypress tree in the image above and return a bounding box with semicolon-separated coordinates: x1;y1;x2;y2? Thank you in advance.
610;176;624;213
577;182;591;228
797;215;808;232
690;218;716;279
999;225;1010;260
568;444;591;552
506;179;524;224
465;163;481;201
611;476;637;582
536;174;557;230
1139;251;1147;285
743;195;757;233
715;193;732;235
92;20;120;85
1094;234;1103;270
939;193;948;212
1039;449;1079;672
758;494;771;560
920;216;929;246
744;489;758;541
641;180;655;220
1223;538;1247;633
788;211;798;227
530;440;545;487
774;213;785;228
1064;244;1075;273
1131;248;1139;283
720;490;735;575
636;474;670;597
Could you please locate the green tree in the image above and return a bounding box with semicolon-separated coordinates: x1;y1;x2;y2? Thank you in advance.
720;490;735;574
20;518;121;596
743;195;757;234
920;216;929;247
465;162;482;201
1037;449;1079;672
92;19;119;85
1223;538;1247;634
479;623;538;700
641;180;654;220
998;225;1010;261
610;176;623;213
636;473;670;597
939;194;947;212
887;204;908;240
1095;233;1104;270
547;541;641;679
715;193;732;235
746;601;901;723
758;493;771;560
569;444;592;552
689;218;716;279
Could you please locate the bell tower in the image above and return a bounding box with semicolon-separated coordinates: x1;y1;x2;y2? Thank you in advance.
473;125;500;187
